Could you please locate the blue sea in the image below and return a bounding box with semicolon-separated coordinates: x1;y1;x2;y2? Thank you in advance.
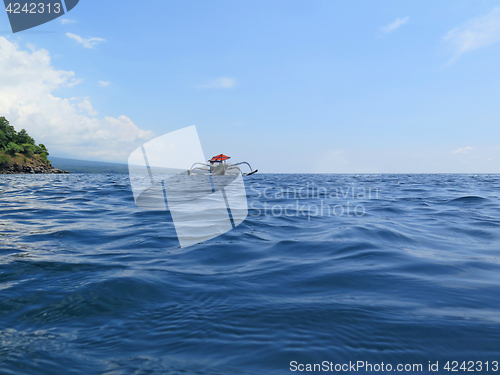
1;173;500;374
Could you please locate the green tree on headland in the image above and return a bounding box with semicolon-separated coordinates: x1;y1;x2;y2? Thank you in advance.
5;142;24;156
0;116;50;164
0;116;17;147
16;129;35;145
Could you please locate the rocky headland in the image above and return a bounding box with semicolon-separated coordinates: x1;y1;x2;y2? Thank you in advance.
0;116;69;175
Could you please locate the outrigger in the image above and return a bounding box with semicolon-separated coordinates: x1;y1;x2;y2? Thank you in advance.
188;154;258;176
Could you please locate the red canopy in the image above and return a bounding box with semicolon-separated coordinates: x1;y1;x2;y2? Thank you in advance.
209;154;230;163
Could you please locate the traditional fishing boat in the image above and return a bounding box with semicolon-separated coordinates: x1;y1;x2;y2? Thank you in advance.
188;154;258;176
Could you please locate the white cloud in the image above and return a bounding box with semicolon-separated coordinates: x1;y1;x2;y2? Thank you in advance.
68;78;84;87
66;33;106;49
198;77;236;89
77;100;98;117
61;19;77;25
452;146;474;154
98;81;111;87
0;37;154;161
381;17;409;33
443;7;500;58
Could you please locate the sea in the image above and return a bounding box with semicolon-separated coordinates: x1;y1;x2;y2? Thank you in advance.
1;173;500;374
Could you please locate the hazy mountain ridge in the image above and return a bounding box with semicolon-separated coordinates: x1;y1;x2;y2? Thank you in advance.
50;157;129;173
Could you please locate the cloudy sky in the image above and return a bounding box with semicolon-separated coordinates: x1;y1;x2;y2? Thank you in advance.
1;1;500;173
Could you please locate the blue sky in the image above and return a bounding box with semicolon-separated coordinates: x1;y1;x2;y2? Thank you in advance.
1;1;500;172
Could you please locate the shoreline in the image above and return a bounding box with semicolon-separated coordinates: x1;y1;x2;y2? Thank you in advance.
0;163;69;174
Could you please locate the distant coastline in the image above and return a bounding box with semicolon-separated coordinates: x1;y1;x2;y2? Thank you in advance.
49;157;129;174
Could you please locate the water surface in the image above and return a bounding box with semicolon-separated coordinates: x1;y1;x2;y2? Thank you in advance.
1;174;500;374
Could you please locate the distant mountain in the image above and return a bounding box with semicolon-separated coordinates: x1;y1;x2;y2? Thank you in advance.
50;157;129;173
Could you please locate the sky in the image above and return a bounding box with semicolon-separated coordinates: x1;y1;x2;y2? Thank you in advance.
1;0;500;173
